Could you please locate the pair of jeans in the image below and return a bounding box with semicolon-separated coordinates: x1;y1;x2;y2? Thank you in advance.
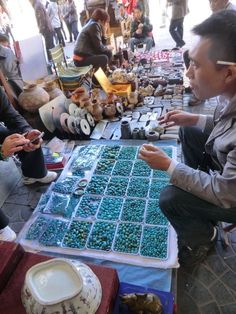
54;27;65;47
74;50;112;70
159;126;236;248
169;17;185;47
70;21;79;41
129;36;153;52
42;31;54;61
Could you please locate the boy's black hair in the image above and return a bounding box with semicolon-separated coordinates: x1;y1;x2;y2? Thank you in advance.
192;10;236;63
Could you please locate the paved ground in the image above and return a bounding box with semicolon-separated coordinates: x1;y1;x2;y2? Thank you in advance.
2;2;236;312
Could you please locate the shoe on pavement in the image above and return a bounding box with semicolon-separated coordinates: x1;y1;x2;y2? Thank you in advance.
22;171;57;185
178;231;217;268
0;226;16;242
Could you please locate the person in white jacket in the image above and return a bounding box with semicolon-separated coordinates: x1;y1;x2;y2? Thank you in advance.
47;0;65;46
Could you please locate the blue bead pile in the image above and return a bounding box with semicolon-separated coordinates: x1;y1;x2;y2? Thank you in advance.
132;160;152;177
118;146;138;160
101;145;121;159
76;195;101;218
45;192;70;217
114;223;142;254
87;221;116;251
127;177;150;198
152;169;170;180
86;175;108;194
63;220;92;249
106;177;129;196
146;200;168;225
53;176;80;194
149;179;168;199
121;198;146;223
112;160;133;176
25;216;49;240
95;159;115;175
39;219;69;247
141;226;168;259
97;197;123;220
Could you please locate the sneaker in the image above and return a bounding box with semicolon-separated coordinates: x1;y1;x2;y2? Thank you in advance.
0;226;16;242
22;171;57;185
178;233;217;268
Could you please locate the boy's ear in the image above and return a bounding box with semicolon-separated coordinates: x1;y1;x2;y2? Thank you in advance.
224;65;236;84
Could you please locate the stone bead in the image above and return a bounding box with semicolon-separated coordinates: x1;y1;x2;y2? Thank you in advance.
140;226;168;259
106;177;129;197
76;195;101;218
53;176;80;194
39;219;69;247
97;197;123;220
118;146;138;160
114;223;142;254
149;179;168;199
63;220;92;249
87;221;116;251
112;160;133;176
121;198;146;223
127;177;150;198
46;192;70;217
101;145;121;159
146;200;168;226
26;216;49;240
132;159;152;177
86;175;108;195
95;159;115;175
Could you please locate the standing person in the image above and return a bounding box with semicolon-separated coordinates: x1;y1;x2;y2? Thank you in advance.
122;0;137;15
73;8;112;71
139;10;236;267
129;6;153;52
0;87;57;241
137;0;149;17
0;34;24;97
62;0;73;42
47;0;65;47
119;3;133;44
64;0;78;41
168;0;189;48
29;0;54;60
0;4;14;41
209;0;236;12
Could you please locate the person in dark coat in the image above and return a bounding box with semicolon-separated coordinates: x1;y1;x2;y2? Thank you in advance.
63;0;78;41
129;6;153;52
73;8;112;70
0;88;57;241
29;0;54;60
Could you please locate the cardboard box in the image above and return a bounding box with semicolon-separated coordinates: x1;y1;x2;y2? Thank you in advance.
94;67;131;97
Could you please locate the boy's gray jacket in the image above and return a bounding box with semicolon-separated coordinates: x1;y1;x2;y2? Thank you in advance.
171;95;236;208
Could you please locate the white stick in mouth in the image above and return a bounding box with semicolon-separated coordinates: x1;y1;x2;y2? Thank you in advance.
217;60;236;66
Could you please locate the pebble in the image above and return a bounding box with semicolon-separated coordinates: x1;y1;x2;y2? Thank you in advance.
76;195;101;218
132;159;152;177
97;197;123;220
146;200;168;225
121;198;146;223
106;177;129;196
95;159;115;175
114;223;142;254
39;219;69;247
26;216;49;240
140;226;168;259
87;221;116;251
63;220;92;249
118;146;138;160
127;178;150;198
112;160;133;176
86;175;108;195
101;145;121;159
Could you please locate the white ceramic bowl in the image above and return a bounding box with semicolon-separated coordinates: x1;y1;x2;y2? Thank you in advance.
21;258;102;314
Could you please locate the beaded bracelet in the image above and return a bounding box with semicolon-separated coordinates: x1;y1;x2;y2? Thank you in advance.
0;145;9;161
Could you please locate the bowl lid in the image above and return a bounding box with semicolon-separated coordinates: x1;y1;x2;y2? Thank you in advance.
25;258;83;305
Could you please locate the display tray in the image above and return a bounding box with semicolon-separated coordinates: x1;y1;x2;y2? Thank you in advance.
18;144;178;269
113;282;174;314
